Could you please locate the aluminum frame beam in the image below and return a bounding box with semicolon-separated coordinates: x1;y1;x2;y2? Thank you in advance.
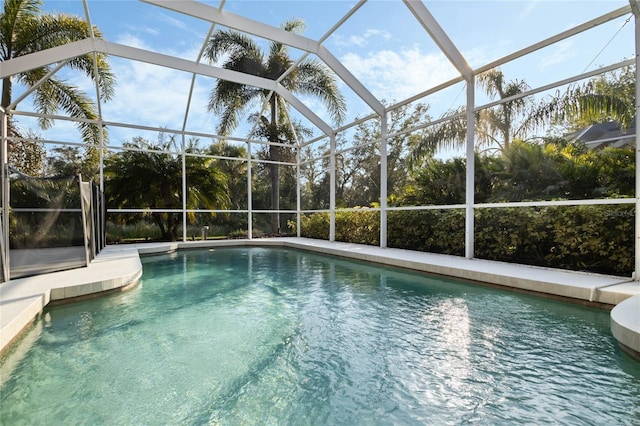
402;0;473;81
476;5;631;75
633;0;640;281
0;39;334;136
0;38;97;78
141;0;385;116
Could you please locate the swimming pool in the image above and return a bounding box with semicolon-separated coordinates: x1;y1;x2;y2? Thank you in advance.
1;247;639;424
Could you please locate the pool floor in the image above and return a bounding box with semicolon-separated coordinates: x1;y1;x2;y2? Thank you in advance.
1;247;639;424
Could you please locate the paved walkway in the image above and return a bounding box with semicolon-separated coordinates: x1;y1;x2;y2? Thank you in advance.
0;245;142;354
1;238;639;358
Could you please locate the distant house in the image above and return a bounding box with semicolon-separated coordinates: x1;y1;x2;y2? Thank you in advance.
567;119;636;149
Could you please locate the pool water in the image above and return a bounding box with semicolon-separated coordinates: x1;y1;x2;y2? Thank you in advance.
1;247;639;424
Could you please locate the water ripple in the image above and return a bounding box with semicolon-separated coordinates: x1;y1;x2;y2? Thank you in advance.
1;247;639;425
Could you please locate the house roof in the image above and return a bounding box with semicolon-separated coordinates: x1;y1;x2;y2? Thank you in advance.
570;119;636;150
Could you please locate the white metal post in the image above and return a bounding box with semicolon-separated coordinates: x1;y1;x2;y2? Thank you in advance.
329;133;336;242
296;144;301;237
247;141;253;239
79;176;91;267
0;111;8;282
634;4;640;281
181;135;187;242
464;77;476;259
379;112;388;248
89;181;97;259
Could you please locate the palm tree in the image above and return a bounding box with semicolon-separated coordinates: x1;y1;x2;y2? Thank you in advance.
1;0;115;150
104;135;230;242
530;65;635;132
413;66;635;165
412;69;532;164
205;18;346;234
475;70;532;151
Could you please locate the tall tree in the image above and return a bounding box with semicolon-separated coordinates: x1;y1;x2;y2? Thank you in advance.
531;64;635;132
104;135;229;242
413;69;533;163
332;103;431;207
206;142;248;212
205;18;345;233
1;0;115;173
7;127;44;175
476;70;532;151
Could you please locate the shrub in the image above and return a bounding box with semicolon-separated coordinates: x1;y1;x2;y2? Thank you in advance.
294;205;633;276
475;205;634;276
298;212;330;240
335;209;379;245
387;210;465;256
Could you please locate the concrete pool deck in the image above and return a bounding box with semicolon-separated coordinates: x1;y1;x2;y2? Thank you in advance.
1;237;639;359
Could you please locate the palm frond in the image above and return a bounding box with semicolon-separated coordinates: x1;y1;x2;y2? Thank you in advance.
11;13;115;101
204;29;263;65
477;69;504;99
268;18;305;61
207;18;346;139
281;18;306;33
292;59;346;125
0;0;41;59
1;1;114;147
411;109;467;167
528;84;634;131
208;80;262;135
32;76;102;144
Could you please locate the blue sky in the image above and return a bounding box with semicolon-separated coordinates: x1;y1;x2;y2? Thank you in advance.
16;0;635;150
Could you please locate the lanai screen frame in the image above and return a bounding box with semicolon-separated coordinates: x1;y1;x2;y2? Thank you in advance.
0;0;638;283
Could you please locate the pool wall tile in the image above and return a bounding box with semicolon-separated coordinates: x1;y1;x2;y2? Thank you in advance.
50;287;65;300
611;295;640;359
1;248;143;355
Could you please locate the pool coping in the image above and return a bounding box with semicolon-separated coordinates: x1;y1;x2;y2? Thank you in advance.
1;237;639;359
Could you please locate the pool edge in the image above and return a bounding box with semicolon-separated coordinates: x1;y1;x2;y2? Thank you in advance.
611;295;640;360
1;237;639;360
0;246;143;357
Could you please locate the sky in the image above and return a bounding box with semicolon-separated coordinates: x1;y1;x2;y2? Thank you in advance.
11;0;636;155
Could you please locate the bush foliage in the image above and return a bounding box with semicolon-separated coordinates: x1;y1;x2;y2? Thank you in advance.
296;142;635;277
297;205;633;276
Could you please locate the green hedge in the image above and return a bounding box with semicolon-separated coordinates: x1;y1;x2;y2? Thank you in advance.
298;209;380;246
295;205;634;276
388;209;465;256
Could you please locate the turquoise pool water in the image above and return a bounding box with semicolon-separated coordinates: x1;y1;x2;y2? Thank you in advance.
1;247;639;424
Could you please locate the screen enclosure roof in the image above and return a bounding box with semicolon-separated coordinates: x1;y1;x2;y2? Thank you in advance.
0;0;635;148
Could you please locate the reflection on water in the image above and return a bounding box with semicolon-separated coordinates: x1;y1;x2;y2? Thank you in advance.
1;247;639;425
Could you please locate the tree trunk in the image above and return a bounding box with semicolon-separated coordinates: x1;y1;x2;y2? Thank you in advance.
2;77;12;109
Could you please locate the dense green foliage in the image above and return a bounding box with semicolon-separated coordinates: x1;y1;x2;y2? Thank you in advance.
297;204;633;276
2;0;115;179
104;136;230;241
296;139;635;276
404;141;635;204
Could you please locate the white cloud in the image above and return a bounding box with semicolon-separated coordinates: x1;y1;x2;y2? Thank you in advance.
333;29;392;48
101;60;209;136
88;37;216;142
340;46;458;103
156;12;188;31
115;33;149;49
539;40;575;70
517;0;540;21
122;25;159;37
